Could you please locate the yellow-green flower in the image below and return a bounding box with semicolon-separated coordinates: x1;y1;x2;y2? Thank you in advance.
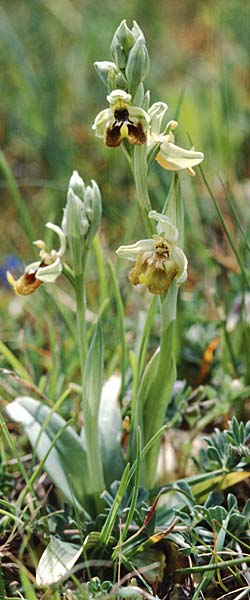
7;223;66;295
92;89;150;147
116;210;187;294
148;103;204;175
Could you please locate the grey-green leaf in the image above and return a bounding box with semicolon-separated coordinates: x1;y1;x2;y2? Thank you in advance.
36;537;82;586
98;375;125;487
6;396;89;511
82;322;105;493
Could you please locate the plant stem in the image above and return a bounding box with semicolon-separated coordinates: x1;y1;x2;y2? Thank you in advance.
174;554;250;575
133;144;154;237
75;270;88;377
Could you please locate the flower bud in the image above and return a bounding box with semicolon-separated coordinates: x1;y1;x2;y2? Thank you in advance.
84;180;102;246
131;21;146;44
68;169;86;200
110;20;135;69
63;171;102;275
125;37;150;97
94;61;126;90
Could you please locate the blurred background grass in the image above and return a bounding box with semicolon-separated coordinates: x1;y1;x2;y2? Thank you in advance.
0;0;250;392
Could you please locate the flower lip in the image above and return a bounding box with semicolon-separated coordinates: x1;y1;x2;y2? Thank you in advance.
106;110;147;147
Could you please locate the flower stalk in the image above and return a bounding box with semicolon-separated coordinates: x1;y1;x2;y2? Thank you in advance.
75;269;88;377
133;144;154;237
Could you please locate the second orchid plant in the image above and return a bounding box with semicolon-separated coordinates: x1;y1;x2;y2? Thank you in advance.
7;20;204;520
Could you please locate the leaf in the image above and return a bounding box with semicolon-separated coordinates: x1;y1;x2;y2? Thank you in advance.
108;261;127;399
138;347;159;411
6;396;90;512
82;321;105;493
98;375;125;487
190;470;250;499
36;537;82;586
20;570;39;600
100;463;130;546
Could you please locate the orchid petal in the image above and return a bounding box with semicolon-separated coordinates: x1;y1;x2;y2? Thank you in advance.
45;223;66;257
92;108;112;137
156;138;204;171
171;247;188;285
148;102;168;136
116;239;155;261
129;105;150;127
107;89;132;106
36;257;63;283
25;261;41;274
149;210;178;243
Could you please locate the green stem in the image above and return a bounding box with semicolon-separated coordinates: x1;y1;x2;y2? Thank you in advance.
75;270;88;377
174;554;250;575
62;263;75;287
133;144;154;237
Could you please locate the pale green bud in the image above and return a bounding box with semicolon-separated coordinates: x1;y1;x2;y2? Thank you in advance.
68;169;86;200
94;61;127;92
131;21;146;44
125;37;150;97
110;20;135;69
108;69;127;93
63;171;102;274
94;61;118;88
84;180;102;246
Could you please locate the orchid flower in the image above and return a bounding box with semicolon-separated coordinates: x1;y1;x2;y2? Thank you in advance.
7;223;66;295
148;102;204;175
116;210;187;294
92;89;150;147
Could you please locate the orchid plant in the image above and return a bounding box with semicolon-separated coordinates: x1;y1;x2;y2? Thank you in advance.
4;19;211;585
